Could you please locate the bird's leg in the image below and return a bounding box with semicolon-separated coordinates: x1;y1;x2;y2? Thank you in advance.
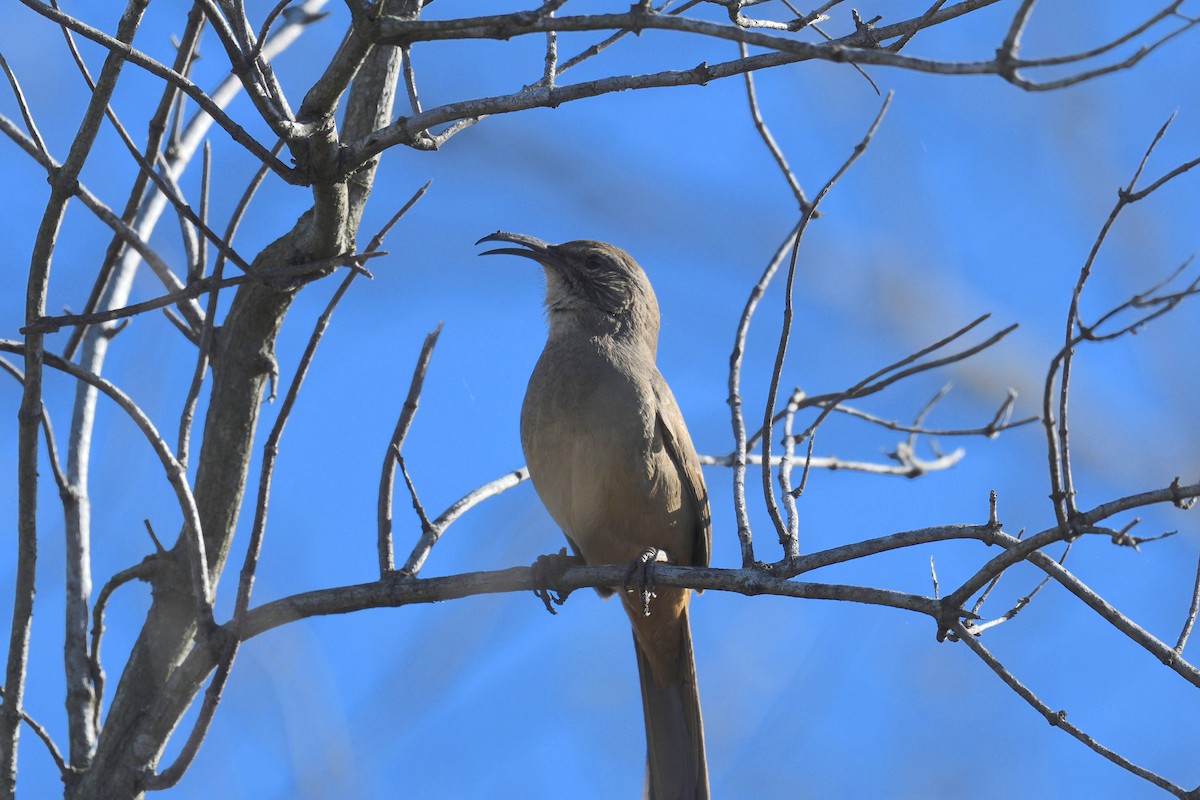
624;547;670;617
531;547;581;615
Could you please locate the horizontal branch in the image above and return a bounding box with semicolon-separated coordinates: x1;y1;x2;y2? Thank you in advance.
946;480;1200;611
340;0;1194;164
364;0;996;46
698;448;966;477
240;563;942;641
21;252;383;335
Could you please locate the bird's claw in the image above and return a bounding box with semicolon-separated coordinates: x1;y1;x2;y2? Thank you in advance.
624;547;668;617
532;547;579;615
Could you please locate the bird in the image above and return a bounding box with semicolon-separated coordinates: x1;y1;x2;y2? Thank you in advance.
479;231;711;800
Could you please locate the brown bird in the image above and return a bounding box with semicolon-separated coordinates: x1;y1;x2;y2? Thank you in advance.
479;232;711;800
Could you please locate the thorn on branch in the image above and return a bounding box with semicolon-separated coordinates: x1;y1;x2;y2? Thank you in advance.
143;518;167;554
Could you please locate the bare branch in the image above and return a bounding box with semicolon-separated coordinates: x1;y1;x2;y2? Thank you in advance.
380;324;443;575
23;251;383;336
1175;552;1200;656
815;390;1034;439
144;246;367;792
967;544;1060;635
0;358;69;495
777;391;803;550
4;1;152;789
740;42;809;211
15;0;299;179
699;449;966;477
943;482;1200;640
245;564;942;642
88;557;157;734
746;315;1016;452
760;93;892;555
61;2;327;360
397;453;434;534
400;468;532;577
0;685;68;780
400;44;421;114
995;0;1037;61
0;114;207;331
147;173;431;789
338;0;1196;164
953;622;1187;797
728;223;800;567
179;141;285;469
889;0;949;53
1043;114;1196;534
0;341;214;626
0;50;48;159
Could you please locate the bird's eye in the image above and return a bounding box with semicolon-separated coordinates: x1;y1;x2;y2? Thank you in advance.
584;254;606;271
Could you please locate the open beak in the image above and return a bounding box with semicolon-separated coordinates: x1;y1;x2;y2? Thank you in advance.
476;231;559;269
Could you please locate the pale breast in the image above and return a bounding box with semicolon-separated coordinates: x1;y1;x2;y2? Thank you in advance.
521;338;695;567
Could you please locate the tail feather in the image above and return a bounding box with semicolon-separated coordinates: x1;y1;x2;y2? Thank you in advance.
634;608;708;800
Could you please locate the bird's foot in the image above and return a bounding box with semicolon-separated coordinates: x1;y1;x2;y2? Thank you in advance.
624;547;669;617
532;547;580;615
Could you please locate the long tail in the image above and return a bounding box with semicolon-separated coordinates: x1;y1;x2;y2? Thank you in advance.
633;606;708;800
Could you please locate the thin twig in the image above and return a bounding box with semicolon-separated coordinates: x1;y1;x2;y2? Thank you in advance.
379;325;443;575
400;44;421;114
728;222;801;566
1043;113;1180;534
760;93;892;552
0;685;69;779
60;2;324;360
47;2;262;282
739;41;809;211
699;449;965;477
777;390;802;553
17;0;298;178
0;51;48;159
888;0;947;52
397;453;434;531
0;358;69;494
968;543;1063;635
543;12;558;88
194;142;212;284
88;558;157;731
251;0;298;60
24;251;384;336
812;392;1032;438
746;315;1016;451
1174;552;1200;656
0;341;214;625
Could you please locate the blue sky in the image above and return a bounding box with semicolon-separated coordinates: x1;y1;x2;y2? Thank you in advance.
2;1;1200;797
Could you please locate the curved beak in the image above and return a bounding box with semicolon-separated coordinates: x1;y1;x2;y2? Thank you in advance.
476;231;558;268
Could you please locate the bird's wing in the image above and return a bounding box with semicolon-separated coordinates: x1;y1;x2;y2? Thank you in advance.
652;370;711;569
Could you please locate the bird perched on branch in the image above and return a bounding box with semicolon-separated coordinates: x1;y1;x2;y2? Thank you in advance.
479;232;711;800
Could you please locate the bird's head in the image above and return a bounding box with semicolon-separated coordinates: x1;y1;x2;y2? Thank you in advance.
478;231;660;345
